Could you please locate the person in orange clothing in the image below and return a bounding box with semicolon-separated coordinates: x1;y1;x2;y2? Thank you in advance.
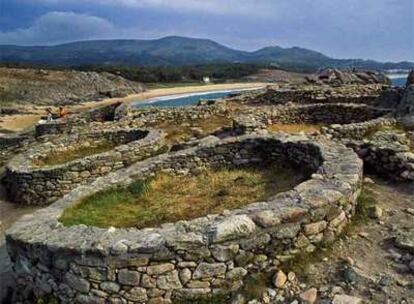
59;106;68;119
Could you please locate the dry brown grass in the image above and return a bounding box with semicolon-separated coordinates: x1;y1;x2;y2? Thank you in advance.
60;164;307;228
33;142;116;167
150;115;233;144
267;123;324;134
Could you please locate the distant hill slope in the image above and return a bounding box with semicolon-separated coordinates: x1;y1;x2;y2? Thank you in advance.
0;68;145;106
0;36;413;71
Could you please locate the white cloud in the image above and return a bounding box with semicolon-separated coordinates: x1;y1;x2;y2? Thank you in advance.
0;11;117;45
18;0;278;16
0;11;209;45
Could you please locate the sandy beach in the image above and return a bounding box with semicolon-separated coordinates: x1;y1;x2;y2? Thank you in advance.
0;82;268;132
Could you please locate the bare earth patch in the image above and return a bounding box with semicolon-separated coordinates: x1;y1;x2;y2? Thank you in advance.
281;178;414;303
59;165;307;228
149;115;233;144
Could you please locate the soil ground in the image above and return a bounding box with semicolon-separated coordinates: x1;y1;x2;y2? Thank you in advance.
291;177;414;303
0;169;39;303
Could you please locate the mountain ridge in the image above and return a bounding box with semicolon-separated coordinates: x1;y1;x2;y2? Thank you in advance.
1;36;413;71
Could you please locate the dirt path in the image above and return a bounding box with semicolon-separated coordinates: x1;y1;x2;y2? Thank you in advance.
0;82;268;132
294;177;414;303
0;169;40;303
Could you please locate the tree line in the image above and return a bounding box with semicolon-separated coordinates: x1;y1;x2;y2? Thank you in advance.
0;62;273;83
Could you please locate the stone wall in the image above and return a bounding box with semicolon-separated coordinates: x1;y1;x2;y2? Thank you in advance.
245;85;385;106
6;133;363;304
233;104;390;134
0;132;35;166
35;103;124;137
34;103;226;137
129;104;228;126
346;131;414;181
85;102;123;122
35;119;85;137
398;85;414;115
5;127;166;205
322;116;397;140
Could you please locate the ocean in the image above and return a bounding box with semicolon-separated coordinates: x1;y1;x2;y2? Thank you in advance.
132;88;255;108
132;74;409;108
388;74;408;87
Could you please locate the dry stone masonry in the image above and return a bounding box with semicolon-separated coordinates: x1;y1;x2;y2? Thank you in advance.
3;72;414;304
6;133;363;303
5;127;166;205
242;84;385;106
346;130;414;181
232;103;390;134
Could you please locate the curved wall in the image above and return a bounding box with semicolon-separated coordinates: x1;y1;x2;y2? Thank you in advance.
5;127;166;205
6;134;363;303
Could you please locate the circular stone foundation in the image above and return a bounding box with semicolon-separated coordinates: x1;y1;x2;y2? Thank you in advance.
5;127;166;205
233;103;391;134
6;133;363;303
35;102;126;137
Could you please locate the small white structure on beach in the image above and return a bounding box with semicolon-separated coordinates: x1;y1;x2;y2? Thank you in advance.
202;76;211;84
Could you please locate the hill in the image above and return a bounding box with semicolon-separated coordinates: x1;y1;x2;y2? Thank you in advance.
1;36;413;71
0;68;145;106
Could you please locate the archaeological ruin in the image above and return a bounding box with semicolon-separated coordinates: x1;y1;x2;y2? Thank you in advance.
1;72;413;303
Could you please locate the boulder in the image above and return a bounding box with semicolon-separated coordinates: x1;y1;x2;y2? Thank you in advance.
273;270;287;289
299;288;318;304
332;294;363;304
406;70;414;86
192;262;227;280
208;215;256;243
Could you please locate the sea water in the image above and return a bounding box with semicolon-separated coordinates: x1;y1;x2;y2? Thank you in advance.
132;88;257;108
388;74;408;87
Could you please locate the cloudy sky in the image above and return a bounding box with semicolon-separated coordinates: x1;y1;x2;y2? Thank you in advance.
0;0;413;62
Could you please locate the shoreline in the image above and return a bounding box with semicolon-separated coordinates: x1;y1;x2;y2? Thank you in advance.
0;82;269;132
81;82;268;107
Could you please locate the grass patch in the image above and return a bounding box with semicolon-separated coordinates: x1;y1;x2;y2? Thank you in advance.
36;295;59;304
281;187;377;279
149;115;233;144
60;164;307;228
239;272;271;300
267;123;324;134
33;142;116;166
174;294;231;304
364;124;405;139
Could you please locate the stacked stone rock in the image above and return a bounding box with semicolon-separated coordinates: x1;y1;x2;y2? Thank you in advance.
5;127;166;205
0;131;36;166
346;130;414;181
129;104;228;127
398;71;414;115
35;102;125;137
232;104;390;134
322;117;397;140
6;133;363;303
245;84;385;106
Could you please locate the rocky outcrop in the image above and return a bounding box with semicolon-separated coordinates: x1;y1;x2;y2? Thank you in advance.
0;67;146;106
398;84;414;115
406;70;414;86
306;69;391;86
